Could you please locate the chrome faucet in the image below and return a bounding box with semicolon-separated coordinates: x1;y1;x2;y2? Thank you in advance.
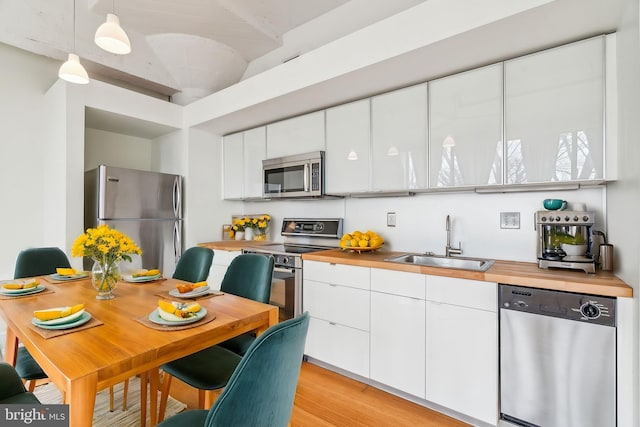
445;215;462;257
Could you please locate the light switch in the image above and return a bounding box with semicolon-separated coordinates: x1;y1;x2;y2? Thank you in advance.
500;212;520;229
387;212;396;227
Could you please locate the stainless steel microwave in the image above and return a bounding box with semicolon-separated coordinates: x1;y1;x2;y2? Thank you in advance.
262;151;324;198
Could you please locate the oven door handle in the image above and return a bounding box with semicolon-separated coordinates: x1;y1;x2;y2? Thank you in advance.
274;266;296;274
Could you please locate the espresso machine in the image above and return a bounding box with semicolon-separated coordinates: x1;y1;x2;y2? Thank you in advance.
535;210;596;273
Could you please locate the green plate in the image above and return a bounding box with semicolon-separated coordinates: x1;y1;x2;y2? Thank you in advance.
32;312;92;330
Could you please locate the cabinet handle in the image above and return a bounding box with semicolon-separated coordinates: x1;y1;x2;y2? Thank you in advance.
329;322;337;326
329;284;337;287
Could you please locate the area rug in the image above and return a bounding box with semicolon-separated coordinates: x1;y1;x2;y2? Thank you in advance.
34;376;187;427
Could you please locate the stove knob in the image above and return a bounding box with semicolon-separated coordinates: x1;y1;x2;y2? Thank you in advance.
580;302;601;319
541;217;547;222
549;216;554;222
583;215;590;222
573;216;579;221
555;216;561;222
564;216;570;221
281;256;289;265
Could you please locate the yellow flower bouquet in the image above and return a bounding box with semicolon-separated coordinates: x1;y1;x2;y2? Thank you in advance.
251;214;271;241
72;224;142;299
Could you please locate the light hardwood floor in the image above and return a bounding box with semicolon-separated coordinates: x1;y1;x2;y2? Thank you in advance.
168;361;469;426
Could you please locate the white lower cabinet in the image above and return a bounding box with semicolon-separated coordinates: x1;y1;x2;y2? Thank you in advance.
303;261;370;378
426;276;498;425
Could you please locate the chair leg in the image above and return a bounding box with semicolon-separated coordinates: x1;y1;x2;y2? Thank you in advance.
27;380;36;393
157;373;173;423
109;386;115;412
122;378;129;410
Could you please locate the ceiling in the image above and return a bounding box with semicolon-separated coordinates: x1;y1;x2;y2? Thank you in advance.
0;0;424;104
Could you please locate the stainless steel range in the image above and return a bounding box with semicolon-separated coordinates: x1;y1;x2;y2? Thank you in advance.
242;218;343;320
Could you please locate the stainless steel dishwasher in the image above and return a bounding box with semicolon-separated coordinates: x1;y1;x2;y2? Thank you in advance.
499;284;616;427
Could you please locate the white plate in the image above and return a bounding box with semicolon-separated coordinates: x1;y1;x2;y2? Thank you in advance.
33;309;86;326
32;312;92;330
148;307;207;326
0;283;45;295
122;273;162;283
50;272;89;281
168;286;210;298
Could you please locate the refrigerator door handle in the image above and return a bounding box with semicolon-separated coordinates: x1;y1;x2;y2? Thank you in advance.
173;176;181;218
173;221;182;262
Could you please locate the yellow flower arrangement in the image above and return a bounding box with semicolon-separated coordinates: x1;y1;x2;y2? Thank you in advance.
229;216;252;238
228;215;271;239
72;224;142;298
72;224;142;263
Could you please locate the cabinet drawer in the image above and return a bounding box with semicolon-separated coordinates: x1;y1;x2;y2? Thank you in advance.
303;261;370;290
212;250;241;266
426;276;497;312
303;280;369;331
371;268;425;299
305;317;369;378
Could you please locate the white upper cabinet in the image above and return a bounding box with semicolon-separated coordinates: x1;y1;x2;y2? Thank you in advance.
429;64;503;188
222;132;243;200
243;127;266;199
504;36;604;184
325;99;371;194
371;84;428;191
266;111;325;159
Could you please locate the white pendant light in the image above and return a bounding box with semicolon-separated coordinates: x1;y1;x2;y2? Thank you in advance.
95;13;131;54
59;53;89;84
58;0;89;84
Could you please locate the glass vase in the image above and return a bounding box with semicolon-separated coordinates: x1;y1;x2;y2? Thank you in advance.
253;227;268;241
91;260;121;300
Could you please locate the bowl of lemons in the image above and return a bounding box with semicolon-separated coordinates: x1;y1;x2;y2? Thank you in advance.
340;230;384;253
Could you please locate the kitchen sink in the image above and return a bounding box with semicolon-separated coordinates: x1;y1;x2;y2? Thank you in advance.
385;254;495;272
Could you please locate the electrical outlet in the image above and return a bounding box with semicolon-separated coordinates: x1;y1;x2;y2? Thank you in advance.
387;212;396;227
500;212;520;229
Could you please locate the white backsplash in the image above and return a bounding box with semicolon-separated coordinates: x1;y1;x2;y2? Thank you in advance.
243;187;606;263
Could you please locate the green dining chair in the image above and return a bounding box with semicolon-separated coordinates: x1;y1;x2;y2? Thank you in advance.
156;312;309;427
0;362;41;404
172;247;214;283
13;247;71;392
158;254;275;420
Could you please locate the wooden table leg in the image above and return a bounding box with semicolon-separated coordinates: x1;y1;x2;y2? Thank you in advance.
4;328;18;366
68;375;98;427
149;367;159;426
140;372;148;427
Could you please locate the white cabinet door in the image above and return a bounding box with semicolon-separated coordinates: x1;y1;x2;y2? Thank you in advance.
371;291;425;398
222;132;244;199
303;261;370;290
426;301;498;425
305;317;370;378
303;279;369;331
371;84;428;191
325;99;371;194
429;64;503;187
505;36;604;184
243;126;266;198
266;111;325;158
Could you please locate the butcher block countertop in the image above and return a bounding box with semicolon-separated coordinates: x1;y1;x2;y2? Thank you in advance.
302;249;633;298
197;241;632;298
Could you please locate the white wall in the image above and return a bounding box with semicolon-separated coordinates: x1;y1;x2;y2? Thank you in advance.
607;0;640;425
0;43;59;278
85;128;153;171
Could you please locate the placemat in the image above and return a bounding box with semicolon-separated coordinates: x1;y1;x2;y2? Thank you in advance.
154;290;224;301
0;287;54;300
135;311;217;331
41;275;90;284
28;316;104;339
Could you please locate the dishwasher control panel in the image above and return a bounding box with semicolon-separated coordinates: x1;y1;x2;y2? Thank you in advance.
499;284;616;327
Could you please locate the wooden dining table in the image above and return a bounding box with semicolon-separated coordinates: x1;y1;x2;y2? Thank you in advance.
0;276;278;427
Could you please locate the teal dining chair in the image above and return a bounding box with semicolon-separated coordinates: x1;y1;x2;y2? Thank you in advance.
0;362;41;404
172;247;214;283
156;312;309;427
12;247;71;392
158;254;274;420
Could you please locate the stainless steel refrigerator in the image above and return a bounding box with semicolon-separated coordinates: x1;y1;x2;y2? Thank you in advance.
84;165;182;277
